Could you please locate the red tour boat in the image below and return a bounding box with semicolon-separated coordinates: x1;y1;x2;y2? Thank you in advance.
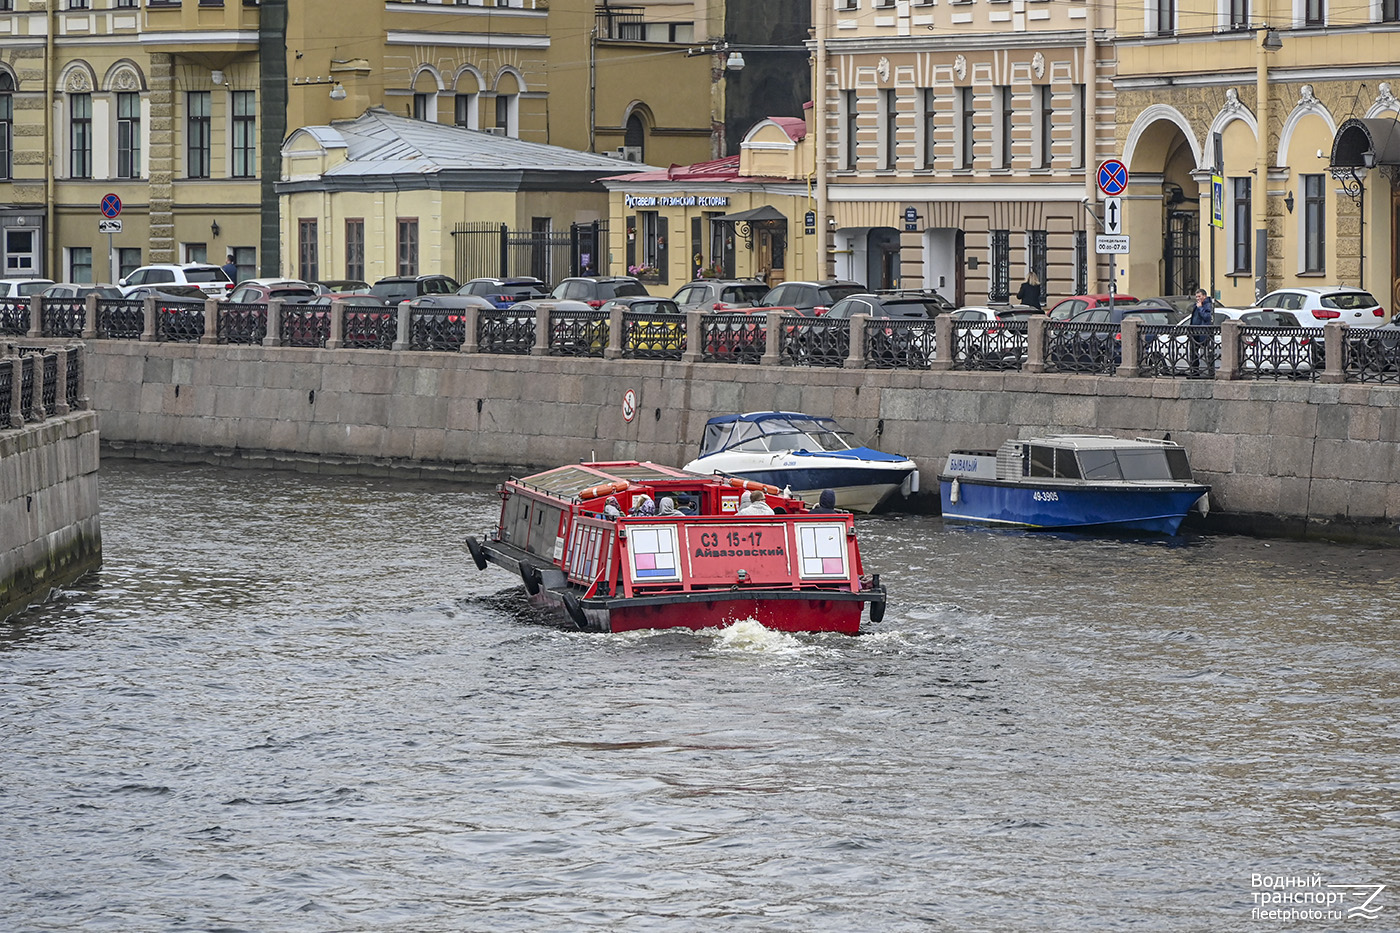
466;460;886;634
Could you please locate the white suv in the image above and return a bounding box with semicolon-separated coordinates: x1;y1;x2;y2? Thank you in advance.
0;278;56;298
1250;286;1387;328
120;263;232;299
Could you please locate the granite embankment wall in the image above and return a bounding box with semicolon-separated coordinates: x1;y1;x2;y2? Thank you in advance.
84;341;1400;542
1;411;102;621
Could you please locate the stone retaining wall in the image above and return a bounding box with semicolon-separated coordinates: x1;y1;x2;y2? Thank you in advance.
0;412;103;622
84;342;1400;543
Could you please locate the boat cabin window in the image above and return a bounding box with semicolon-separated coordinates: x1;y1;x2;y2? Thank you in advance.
1025;445;1082;479
1075;446;1194;481
1077;448;1122;480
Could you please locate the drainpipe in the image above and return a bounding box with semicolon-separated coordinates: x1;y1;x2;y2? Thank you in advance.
1083;12;1097;292
44;1;56;277
1254;24;1271;303
814;0;828;279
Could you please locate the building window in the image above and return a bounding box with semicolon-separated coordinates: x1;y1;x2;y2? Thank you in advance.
994;86;1012;169
71;92;92;178
69;247;92;283
116;0;136;6
1036;85;1053;169
118;247;142;279
232;247;255;283
958;86;974;169
454;92;477;129
1074;230;1088;294
882;89;897;170
494;93;517;137
638;211;660;270
1231;177;1251;273
0;74;11;181
345;219;364;282
397;219;418;275
232;90;255;178
184;243;207;264
990;229;1010;302
413;92;430;121
843;89;857;169
1229;0;1249;28
1028;230;1047;303
1385;0;1399;21
1071;83;1085;169
1154;0;1176;35
116;91;140;179
69;0;89;8
5;229;35;273
187;91;211;178
1303;174;1325;273
299;219;318;282
1305;0;1324;25
921;88;936;169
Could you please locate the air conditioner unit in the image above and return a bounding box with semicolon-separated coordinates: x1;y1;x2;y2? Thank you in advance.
486;127;507;137
619;146;643;162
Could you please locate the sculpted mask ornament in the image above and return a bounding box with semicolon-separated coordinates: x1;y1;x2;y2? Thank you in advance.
954;55;967;81
66;70;92;93
1222;87;1242;114
1376;82;1398;111
1297;84;1318;111
877;57;890;83
1032;52;1045;80
112;69;139;92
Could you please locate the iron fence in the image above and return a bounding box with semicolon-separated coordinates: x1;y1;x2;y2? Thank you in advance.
408;308;463;351
1238;326;1324;381
155;301;205;343
1344;329;1400;384
550;308;609;357
478;309;535;354
344;306;397;350
783;315;849;367
40;352;57;410
701;313;765;364
621;311;684;360
1138;324;1217;378
0;297;29;337
97;299;144;339
18;353;34;420
451;221;608;283
66;347;81;409
866;319;936;369
283;305;330;348
41;299;86;338
218;303;267;345
952;321;1027;371
0;358;10;424
1045;321;1119;374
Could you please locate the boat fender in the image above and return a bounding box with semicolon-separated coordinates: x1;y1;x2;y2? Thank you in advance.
466;535;488;571
870;599;886;624
1195;493;1210;518
579;480;629;501
520;562;542;596
950;477;960;504
561;591;588;631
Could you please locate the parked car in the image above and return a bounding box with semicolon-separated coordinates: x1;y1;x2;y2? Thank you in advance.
1141;307;1318;378
670;278;768;313
1347;317;1400;376
599;295;684;353
227;280;319;305
39;283;122;300
369;274;460;303
550;275;649;307
1140;295;1196;318
786;293;941;366
949;306;1036;368
120;263;232;299
1249;285;1388;328
0;278;56;298
122;284;208;301
873;287;956;314
756;280;864;316
458;276;551;308
316;279;371;295
1048;293;1137;320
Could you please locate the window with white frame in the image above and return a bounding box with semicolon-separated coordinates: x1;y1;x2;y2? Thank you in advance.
1035;85;1053;169
920;88;936;169
187;91;211;178
70;92;92;178
345;219;364;282
1384;0;1399;22
994;86;1012;169
232;90;255;177
397;219;418;275
184;242;207;264
118;247;141;279
1228;0;1250;29
1231;177;1251;273
1071;83;1085;169
116;91;141;179
299;220;318;282
1302;174;1324;273
1153;0;1176;35
843;89;858;169
881;88;897;170
454;92;477;129
0;73;11;181
957;86;974;170
69;246;92;283
1304;0;1324;26
494;92;518;137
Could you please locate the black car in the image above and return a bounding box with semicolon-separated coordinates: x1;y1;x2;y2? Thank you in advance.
550;276;649;307
787;293;940;367
757;280;865;316
369;274;460;302
458;276;550;308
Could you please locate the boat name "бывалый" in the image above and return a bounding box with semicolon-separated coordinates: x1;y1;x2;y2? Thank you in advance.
625;194;730;208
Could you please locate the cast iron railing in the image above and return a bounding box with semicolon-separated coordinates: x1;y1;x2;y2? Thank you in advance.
621;311;685;360
478;308;535;354
218;303;267;345
866;319;936;369
549;309;609;358
952;321;1027;371
701;313;765;364
1044;321;1119;375
97;299;144;339
783;315;849;367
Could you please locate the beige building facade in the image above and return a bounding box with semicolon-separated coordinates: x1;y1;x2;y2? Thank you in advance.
812;0;1117;306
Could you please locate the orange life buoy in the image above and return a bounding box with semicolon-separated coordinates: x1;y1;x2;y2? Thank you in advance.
727;476;781;496
579;480;629;501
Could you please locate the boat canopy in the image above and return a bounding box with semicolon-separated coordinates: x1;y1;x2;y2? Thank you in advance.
517;461;694;498
698;411;853;458
1000;436;1195;482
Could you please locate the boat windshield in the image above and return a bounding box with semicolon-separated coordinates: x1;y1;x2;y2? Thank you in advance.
699;416;855;456
1077;446;1194;481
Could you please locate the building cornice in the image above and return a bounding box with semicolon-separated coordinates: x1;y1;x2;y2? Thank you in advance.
385;1;545;18
810;29;1110;55
139;30;259;48
1116;63;1400;91
385;31;549;49
828;182;1088;202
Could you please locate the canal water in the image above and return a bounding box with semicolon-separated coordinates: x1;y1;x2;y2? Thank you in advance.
2;461;1396;932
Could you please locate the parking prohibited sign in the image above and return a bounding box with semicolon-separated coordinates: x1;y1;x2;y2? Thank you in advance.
1096;160;1128;197
100;193;122;218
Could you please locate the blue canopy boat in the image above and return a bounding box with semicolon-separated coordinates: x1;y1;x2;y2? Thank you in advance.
683;411;919;513
938;435;1210;535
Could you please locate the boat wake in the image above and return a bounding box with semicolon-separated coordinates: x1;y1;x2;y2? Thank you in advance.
710;618;809;655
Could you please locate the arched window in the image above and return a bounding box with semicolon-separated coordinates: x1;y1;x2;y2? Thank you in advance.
494;71;520;137
0;73;12;180
625;113;645;160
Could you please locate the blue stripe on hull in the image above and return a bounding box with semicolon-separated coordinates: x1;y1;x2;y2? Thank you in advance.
939;479;1206;535
732;466;914;496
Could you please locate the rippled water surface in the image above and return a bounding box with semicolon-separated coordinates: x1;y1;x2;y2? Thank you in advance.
2;461;1398;932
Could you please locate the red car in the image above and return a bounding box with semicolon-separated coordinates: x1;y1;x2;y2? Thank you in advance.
1048;293;1138;321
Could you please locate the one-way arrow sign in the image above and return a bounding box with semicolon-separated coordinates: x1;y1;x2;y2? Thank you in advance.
1103;196;1123;235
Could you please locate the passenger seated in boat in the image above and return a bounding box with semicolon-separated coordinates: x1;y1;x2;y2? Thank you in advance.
657;497;681;517
630;494;656;517
737;490;775;515
811;489;840;514
603;495;623;520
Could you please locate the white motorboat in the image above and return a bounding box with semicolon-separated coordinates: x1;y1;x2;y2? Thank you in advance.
683;411;919;513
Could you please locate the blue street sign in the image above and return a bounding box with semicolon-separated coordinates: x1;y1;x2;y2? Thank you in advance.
100;193;123;219
1096;160;1128;197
